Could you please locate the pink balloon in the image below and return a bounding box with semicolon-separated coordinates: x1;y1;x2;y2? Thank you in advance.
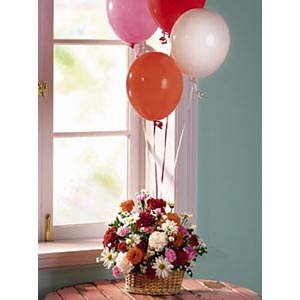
106;0;157;45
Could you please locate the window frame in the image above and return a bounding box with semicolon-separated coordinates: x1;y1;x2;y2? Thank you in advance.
38;0;144;241
38;0;198;269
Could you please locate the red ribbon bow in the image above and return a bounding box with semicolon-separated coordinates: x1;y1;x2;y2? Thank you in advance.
153;120;163;130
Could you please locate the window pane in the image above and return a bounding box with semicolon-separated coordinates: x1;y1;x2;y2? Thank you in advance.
53;136;127;226
54;0;117;39
54;45;128;132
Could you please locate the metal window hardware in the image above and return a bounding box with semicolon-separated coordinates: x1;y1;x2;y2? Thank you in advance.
45;213;51;242
38;81;47;97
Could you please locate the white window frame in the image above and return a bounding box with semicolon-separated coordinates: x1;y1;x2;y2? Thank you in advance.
38;0;143;242
38;0;198;269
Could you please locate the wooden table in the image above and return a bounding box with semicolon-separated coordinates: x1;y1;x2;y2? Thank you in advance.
44;279;261;300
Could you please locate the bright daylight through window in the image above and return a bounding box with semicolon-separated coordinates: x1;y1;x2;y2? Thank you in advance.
39;0;142;241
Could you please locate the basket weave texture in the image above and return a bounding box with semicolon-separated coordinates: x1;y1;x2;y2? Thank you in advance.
125;270;184;295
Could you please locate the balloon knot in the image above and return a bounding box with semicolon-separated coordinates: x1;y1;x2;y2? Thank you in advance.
197;91;205;99
159;31;168;45
153;120;163;129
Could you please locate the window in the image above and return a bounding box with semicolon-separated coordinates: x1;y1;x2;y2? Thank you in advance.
39;0;198;245
39;0;142;241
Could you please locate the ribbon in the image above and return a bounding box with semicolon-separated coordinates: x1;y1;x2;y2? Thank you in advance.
160;116;169;197
153;120;163;129
170;77;204;189
173;80;194;171
133;42;146;58
159;31;168;45
141;78;204;199
153;120;164;198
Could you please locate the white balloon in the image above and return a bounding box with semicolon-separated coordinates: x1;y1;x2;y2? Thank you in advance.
170;8;230;78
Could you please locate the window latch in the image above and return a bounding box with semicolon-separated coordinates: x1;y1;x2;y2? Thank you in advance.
45;214;51;242
38;81;47;97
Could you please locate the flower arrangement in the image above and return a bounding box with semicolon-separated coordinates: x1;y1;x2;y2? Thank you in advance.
97;190;207;280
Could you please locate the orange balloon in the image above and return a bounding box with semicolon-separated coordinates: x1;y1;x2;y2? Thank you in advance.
126;52;183;121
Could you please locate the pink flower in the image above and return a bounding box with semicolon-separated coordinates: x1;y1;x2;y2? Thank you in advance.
178;226;189;236
155;208;163;214
143;226;152;234
117;225;130;237
136;194;142;201
136;193;147;201
184;245;196;260
165;249;177;263
112;265;121;278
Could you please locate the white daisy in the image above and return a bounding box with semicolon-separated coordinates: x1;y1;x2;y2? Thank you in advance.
97;247;117;269
181;212;193;219
199;239;207;248
148;250;155;257
152;255;173;278
168;236;175;242
125;233;141;247
161;220;178;235
190;225;196;230
122;212;140;226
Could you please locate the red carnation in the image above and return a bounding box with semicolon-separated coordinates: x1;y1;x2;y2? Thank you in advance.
147;198;166;212
103;226;118;248
189;234;199;247
117;241;127;253
137;239;148;253
173;250;189;267
136;211;155;229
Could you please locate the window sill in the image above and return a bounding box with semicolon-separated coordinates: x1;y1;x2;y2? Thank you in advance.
38;238;103;270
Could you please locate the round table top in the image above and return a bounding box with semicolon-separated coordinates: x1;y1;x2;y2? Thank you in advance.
44;278;261;300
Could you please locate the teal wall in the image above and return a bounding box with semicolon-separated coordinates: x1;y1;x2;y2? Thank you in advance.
38;1;261;299
38;266;115;300
195;0;262;295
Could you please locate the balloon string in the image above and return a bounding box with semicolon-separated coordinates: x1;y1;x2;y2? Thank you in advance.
160;116;169;198
191;77;205;99
143;120;165;199
173;80;195;172
153;120;163;198
170;77;205;190
133;42;146;58
142;119;152;187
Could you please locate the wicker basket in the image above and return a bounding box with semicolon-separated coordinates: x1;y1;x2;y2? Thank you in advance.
125;270;184;295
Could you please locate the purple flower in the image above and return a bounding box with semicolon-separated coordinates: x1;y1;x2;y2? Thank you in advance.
178;226;189;236
184;245;196;260
112;265;121;278
165;248;177;263
117;225;130;237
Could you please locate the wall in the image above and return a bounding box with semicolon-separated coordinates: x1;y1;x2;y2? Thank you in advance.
38;0;261;298
195;0;262;295
38;266;114;300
